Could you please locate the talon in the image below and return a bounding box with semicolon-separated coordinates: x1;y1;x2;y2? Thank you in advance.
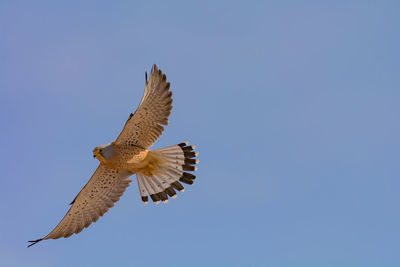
148;163;156;170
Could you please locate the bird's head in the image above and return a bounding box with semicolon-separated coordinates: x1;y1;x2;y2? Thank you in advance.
92;147;102;159
93;143;113;162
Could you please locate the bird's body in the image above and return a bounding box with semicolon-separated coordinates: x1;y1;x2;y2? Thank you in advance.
94;142;166;176
28;65;199;247
94;143;149;171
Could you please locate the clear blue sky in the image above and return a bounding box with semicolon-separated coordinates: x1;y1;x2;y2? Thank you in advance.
1;1;399;266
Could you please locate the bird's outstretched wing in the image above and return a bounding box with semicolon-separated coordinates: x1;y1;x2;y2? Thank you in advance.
28;165;132;247
115;64;173;149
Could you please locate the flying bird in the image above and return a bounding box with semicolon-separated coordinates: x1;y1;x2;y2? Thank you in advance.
28;65;198;247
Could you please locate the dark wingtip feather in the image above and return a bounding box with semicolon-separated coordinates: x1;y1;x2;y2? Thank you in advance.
27;238;44;248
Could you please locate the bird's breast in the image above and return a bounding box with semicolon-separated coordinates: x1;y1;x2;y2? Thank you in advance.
126;150;149;166
103;145;149;169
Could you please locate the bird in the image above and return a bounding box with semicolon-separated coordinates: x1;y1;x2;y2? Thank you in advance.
28;64;199;247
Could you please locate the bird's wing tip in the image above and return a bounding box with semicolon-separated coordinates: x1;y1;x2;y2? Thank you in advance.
27;238;44;248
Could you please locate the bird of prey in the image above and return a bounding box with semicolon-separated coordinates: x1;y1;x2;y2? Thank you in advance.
28;65;198;247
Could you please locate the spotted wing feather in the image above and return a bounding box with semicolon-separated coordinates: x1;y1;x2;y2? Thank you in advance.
28;165;132;246
115;64;173;149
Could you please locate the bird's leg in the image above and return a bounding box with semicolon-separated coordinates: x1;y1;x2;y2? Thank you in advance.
131;162;156;177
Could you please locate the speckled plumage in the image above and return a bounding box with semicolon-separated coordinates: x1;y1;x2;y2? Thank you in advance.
28;65;198;247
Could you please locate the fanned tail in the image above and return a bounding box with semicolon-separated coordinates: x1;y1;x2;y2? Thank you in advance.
135;142;198;204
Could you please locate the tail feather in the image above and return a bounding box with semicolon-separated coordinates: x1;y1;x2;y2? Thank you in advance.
179;172;196;185
156;167;178;184
135;142;198;204
137;173;154;203
155;144;183;153
171;181;185;192
165;165;183;176
165;186;177;198
136;174;149;203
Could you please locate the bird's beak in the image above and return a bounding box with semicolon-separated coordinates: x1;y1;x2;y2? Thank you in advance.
93;154;96;158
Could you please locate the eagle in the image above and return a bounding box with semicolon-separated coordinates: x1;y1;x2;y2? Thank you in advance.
28;65;198;247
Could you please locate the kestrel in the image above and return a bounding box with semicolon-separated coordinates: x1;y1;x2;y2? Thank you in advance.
28;65;198;247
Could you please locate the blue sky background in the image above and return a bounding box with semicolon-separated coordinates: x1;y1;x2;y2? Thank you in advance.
1;1;399;266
